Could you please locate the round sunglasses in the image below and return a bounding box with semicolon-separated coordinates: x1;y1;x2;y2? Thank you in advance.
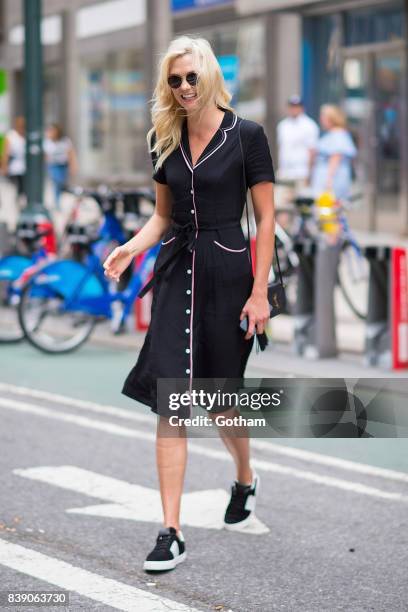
167;71;198;89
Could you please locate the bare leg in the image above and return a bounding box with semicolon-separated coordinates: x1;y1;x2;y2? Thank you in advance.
156;416;187;533
208;408;253;485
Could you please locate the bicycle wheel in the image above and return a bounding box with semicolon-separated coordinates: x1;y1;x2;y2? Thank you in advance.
0;255;31;343
18;260;107;353
337;241;369;320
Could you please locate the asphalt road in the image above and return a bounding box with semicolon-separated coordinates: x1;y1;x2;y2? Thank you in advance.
0;343;408;611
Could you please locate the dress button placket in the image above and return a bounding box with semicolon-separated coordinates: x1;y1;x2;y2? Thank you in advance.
186;171;197;392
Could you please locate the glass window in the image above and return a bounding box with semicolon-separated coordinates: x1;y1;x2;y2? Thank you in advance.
303;14;343;120
44;65;62;126
196;19;266;123
345;3;405;46
79;49;146;178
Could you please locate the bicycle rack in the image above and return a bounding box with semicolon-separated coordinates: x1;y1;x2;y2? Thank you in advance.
363;246;408;370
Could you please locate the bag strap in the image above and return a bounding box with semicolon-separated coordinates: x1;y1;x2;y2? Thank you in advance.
238;119;283;285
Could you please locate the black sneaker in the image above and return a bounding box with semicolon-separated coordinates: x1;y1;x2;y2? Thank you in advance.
143;527;186;571
224;471;260;530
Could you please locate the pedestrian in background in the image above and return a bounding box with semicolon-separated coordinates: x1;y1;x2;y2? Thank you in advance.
103;35;275;572
275;95;319;208
1;116;26;208
44;123;78;210
310;104;357;201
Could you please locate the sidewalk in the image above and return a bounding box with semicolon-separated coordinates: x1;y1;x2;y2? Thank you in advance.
90;318;408;380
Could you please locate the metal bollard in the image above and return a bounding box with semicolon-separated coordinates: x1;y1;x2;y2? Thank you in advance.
293;237;340;359
363;246;391;368
293;239;316;356
314;238;341;358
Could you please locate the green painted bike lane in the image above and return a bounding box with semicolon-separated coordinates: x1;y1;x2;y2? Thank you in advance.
1;343;408;474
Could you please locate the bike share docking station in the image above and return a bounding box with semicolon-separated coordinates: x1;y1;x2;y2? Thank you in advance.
363;246;408;370
292;218;408;368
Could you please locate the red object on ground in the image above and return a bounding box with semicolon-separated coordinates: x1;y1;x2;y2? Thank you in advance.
391;247;408;369
37;220;57;254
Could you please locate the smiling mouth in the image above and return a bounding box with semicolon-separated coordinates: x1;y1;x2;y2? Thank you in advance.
181;93;197;101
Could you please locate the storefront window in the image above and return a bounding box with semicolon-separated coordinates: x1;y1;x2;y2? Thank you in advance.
303;14;343;120
79;49;146;178
198;19;266;123
44;65;62;126
344;3;405;46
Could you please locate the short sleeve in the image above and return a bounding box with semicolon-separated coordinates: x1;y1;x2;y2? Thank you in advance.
244;124;275;188
322;130;357;159
149;132;167;184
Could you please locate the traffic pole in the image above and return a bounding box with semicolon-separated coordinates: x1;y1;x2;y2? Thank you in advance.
23;0;48;219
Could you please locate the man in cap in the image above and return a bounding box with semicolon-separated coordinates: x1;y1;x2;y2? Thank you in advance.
275;95;319;210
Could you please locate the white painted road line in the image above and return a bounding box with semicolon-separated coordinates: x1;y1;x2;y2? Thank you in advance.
0;381;152;425
14;465;269;534
0;539;201;612
250;439;408;484
1;382;408;485
2;396;408;503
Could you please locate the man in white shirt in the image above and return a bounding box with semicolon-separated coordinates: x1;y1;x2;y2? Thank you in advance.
275;95;319;209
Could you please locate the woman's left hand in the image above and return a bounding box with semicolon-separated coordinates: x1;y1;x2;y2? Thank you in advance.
240;291;270;340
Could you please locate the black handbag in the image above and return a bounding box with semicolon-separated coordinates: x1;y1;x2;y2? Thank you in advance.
238;120;286;340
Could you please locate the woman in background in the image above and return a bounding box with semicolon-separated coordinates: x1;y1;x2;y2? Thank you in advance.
44;123;78;210
310;104;357;201
1;116;26;208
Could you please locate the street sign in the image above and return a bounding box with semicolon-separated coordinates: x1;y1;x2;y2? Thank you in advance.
14;465;269;534
172;0;232;12
217;55;240;100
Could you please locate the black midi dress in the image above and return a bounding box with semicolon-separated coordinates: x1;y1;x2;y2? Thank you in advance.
122;109;275;415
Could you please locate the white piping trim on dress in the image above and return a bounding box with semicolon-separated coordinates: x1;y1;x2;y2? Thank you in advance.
179;113;237;172
213;240;247;253
161;236;176;245
194;114;237;169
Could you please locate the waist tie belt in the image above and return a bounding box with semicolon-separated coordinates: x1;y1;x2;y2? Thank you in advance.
138;220;241;298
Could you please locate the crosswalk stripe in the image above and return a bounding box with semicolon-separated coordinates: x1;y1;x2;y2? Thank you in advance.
1;381;408;484
0;539;200;612
1;396;408;503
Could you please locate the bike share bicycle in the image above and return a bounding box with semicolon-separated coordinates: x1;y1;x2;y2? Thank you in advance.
0;185;99;344
0;215;57;343
273;190;368;320
17;187;159;353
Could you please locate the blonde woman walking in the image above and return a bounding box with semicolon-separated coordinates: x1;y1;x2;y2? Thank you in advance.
103;36;275;571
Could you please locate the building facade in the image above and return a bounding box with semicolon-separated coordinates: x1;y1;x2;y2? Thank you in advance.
0;0;299;184
237;0;408;233
0;0;406;233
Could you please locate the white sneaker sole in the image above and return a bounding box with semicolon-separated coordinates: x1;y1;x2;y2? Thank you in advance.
143;551;187;571
223;473;260;531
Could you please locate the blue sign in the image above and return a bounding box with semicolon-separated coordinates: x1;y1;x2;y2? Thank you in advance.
217;55;240;102
172;0;232;12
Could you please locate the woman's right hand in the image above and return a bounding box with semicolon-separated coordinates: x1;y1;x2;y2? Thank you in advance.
103;245;135;282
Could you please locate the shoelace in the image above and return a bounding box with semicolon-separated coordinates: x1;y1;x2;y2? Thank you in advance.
155;533;173;551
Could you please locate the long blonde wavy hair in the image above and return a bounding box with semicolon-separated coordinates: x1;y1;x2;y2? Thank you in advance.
147;36;234;171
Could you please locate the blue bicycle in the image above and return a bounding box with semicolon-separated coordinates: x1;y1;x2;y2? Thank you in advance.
17;188;159;353
0;216;57;343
